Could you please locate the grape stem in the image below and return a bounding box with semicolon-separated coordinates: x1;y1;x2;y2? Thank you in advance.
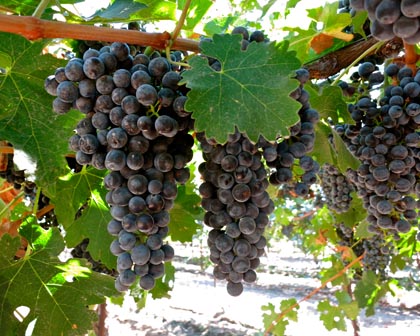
263;253;365;336
403;42;419;74
0;14;200;53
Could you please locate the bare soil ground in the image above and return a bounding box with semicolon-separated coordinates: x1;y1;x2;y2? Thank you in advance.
105;240;420;336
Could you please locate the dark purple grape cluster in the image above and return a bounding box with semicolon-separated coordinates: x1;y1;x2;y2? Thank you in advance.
197;130;271;296
319;163;355;213
362;236;391;279
338;62;420;239
351;0;420;44
45;42;194;292
261;69;320;198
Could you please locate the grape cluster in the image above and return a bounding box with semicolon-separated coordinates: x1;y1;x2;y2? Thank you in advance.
351;0;420;44
262;69;320;197
362;236;391;279
45;42;194;292
197;130;270;296
319;163;355;213
337;62;420;238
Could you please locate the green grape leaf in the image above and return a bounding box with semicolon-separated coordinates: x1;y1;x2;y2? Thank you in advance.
353;270;381;316
53;167;114;269
178;0;213;32
150;262;175;299
203;16;237;36
307;85;351;124
53;167;106;228
312;120;360;174
335;290;359;320
0;33;81;197
182;34;301;143
169;182;202;243
261;299;298;336
0;217;116;336
87;0;176;22
312;121;337;167
354;219;375;240
351;10;369;39
331;128;361;172
320;255;348;286
65;188;115;269
87;0;147;20
335;194;367;229
317;300;347;331
0;0;82;16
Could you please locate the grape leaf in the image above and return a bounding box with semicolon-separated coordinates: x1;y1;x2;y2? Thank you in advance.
178;0;213;32
53;167;115;269
312;121;338;167
87;0;147;20
261;299;298;336
307;85;351;125
335;195;367;229
87;0;176;23
353;271;381;316
169;181;202;243
335;291;359;320
0;33;81;197
317;299;347;331
0;216;116;336
331;128;361;173
182;34;301;144
351;10;369;39
0;0;82;16
203;16;237;36
65;188;115;269
150;262;175;299
53;167;106;229
312;120;360;176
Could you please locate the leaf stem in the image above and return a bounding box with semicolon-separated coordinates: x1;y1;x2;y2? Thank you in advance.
331;41;383;86
32;185;41;216
32;0;51;18
0;14;200;53
263;253;365;336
